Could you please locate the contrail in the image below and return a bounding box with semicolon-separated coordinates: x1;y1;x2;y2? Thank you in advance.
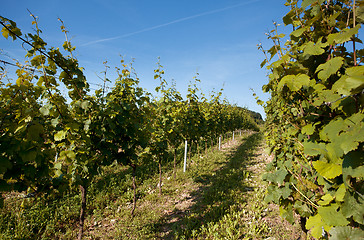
81;0;261;46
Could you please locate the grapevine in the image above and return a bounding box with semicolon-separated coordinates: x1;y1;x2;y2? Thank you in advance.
260;0;364;238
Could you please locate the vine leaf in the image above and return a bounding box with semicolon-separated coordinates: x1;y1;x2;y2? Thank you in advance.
332;66;364;95
327;25;361;45
303;141;326;156
54;130;67;141
301;0;316;9
39;105;50;116
315;57;344;81
306;214;330;239
301;123;315;135
329;226;364;240
318;204;350;226
357;1;364;23
264;184;291;204
262;168;288;184
291;27;307;37
342;150;364;186
334;184;346;202
341;192;364;224
278;74;310;91
279;204;294;224
312;161;342;179
302;41;325;57
318;194;334;206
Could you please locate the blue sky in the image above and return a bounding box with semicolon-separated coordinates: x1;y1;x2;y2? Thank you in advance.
1;0;292;118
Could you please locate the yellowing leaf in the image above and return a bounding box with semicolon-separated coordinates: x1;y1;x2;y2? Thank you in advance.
318;194;334;206
313;161;342;179
306;214;330;238
54;130;67;141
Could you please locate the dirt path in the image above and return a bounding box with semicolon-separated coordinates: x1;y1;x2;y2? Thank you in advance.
156;132;305;239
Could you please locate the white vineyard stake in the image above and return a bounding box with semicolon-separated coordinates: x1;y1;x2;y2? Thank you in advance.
183;140;188;172
219;136;221;151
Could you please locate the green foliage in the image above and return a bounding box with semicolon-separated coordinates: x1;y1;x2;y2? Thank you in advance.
260;0;364;239
0;13;259;239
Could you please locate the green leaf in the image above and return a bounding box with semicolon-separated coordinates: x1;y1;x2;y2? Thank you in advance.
260;59;267;68
264;184;291;204
20;149;37;162
303;141;326;156
302;41;325;57
318;194;334;206
278;74;310;91
328;12;341;27
66;150;76;160
14;124;27;134
51;118;59;127
318;204;349;226
341;192;364;224
54;130;67;141
291;27;307;37
315;57;344;81
329;226;364;240
39;105;50;116
306;214;330;238
327;25;361;45
313;160;342;179
334;184;346;202
81;100;90;110
283;9;295;25
294;201;312;218
301;0;316;9
301;123;315;135
319;118;343;141
325;143;344;164
279;204;294;224
357;2;364;23
54;162;62;170
27;124;44;141
54;162;63;177
262;168;288;184
342;149;364;180
332;66;364;95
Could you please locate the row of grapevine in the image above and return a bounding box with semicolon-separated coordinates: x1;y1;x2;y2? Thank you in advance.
260;0;363;239
0;15;258;239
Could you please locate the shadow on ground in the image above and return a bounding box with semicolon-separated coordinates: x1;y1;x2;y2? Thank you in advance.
152;132;263;239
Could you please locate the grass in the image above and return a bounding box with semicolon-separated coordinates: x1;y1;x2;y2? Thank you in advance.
0;132;305;239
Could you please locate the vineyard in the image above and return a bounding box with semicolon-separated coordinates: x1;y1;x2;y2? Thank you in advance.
1;0;364;239
0;11;260;240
